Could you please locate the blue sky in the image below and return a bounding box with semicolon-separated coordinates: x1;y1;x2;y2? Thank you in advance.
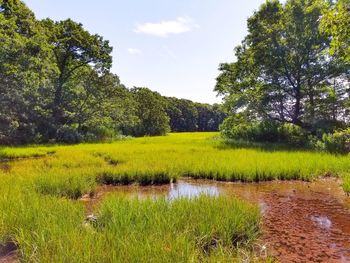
23;0;265;104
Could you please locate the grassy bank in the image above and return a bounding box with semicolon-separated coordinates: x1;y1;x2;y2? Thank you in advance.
1;132;350;199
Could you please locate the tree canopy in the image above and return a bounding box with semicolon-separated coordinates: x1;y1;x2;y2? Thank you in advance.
216;0;350;137
0;1;225;144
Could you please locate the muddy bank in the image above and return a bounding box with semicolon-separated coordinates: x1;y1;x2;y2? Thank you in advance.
82;178;350;262
258;179;350;262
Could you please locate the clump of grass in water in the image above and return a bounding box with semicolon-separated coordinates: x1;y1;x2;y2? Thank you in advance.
93;194;260;262
341;174;350;195
34;172;96;199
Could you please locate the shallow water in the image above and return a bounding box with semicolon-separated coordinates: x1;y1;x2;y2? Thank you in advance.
82;178;350;262
0;242;18;263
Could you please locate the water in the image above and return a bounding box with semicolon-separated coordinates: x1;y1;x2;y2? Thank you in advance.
167;181;219;199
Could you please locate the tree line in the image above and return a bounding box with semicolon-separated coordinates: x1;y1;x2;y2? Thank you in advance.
0;0;225;144
216;0;350;152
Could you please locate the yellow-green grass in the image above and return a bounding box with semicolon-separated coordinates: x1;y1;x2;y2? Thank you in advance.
0;146;55;160
0;177;260;262
1;132;350;262
1;132;350;199
342;174;350;195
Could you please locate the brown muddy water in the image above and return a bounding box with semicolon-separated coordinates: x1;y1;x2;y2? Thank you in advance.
0;242;18;263
81;178;350;263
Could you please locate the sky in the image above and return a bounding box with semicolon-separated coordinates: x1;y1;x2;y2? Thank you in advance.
23;0;265;104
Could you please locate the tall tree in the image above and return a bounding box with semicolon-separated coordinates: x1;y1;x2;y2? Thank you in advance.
165;97;198;132
131;87;170;136
215;0;348;132
0;0;54;144
40;18;113;138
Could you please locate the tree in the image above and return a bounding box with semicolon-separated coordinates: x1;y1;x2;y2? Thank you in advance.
321;0;350;63
195;103;227;132
131;88;170;136
0;0;140;144
0;0;54;144
165;97;198;132
40;18;113;138
215;0;349;133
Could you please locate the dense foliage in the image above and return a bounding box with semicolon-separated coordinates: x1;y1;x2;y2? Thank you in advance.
165;97;226;132
216;0;350;152
0;0;225;144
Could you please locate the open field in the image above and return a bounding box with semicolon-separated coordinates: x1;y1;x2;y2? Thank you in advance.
1;132;350;262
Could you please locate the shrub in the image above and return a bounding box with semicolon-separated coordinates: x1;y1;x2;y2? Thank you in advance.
220;116;308;145
56;125;83;144
220;116;280;142
83;126;119;143
278;123;308;146
321;128;350;154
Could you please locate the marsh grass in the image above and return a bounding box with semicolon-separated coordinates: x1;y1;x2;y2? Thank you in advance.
0;177;260;262
93;194;260;262
1;132;350;261
341;174;350;195
1;132;350;199
0;146;55;160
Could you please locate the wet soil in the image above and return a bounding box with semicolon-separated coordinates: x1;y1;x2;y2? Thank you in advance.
0;242;18;263
81;178;350;262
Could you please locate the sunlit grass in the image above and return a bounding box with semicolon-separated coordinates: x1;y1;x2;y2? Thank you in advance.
1;132;350;261
0;177;259;262
0;146;54;160
341;174;350;195
1;132;350;199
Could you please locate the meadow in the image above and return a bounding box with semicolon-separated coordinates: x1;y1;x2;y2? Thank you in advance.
1;132;350;262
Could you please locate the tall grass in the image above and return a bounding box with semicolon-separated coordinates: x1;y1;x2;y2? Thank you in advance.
0;176;259;262
0;146;54;160
1;132;350;199
1;132;349;261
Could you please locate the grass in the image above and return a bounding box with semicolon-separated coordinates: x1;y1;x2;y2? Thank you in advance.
0;146;55;160
0;178;260;262
341;174;350;195
0;132;350;261
1;132;350;199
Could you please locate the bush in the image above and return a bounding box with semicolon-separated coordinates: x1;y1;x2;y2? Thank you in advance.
83;126;119;143
278;123;308;146
56;126;83;144
220;116;308;145
220;116;280;142
321;128;350;154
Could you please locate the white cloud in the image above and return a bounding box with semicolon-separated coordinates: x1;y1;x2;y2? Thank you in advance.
134;17;199;37
127;48;142;55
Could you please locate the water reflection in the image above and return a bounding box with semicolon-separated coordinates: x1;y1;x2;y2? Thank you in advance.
167;181;219;200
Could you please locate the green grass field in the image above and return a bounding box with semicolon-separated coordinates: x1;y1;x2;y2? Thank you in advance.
0;132;349;262
1;132;349;198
